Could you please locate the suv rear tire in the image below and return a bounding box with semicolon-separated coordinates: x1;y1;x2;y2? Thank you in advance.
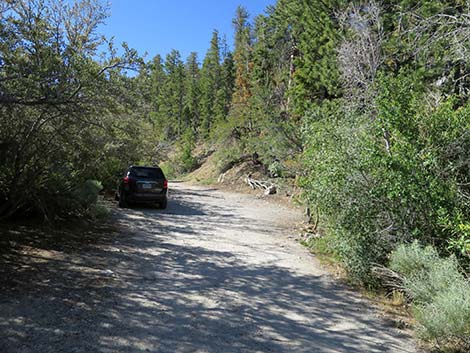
159;198;167;209
118;192;128;208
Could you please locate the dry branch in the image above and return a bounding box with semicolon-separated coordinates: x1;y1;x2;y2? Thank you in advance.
371;264;411;300
244;175;277;195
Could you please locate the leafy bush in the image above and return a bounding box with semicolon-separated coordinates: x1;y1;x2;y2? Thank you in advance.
35;179;104;220
177;129;197;173
159;161;177;180
301;73;470;285
414;283;470;350
390;242;470;350
87;200;111;219
214;144;244;173
74;180;103;209
268;160;284;178
301;100;390;285
388;241;441;281
0;0;146;221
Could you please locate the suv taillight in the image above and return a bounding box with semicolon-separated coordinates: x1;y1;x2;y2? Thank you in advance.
123;176;130;185
163;180;168;188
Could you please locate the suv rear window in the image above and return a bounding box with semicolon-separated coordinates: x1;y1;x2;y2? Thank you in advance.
130;167;165;179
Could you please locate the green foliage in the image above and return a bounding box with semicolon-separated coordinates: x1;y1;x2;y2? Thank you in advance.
214;144;244;173
0;0;143;220
374;74;470;255
184;52;201;133
302;233;340;261
440;210;470;264
155;50;186;140
301;100;387;284
88;202;111;220
159;161;177;181
301;70;470;285
230;5;253;133
214;52;235;122
268;161;284;178
75;180;103;210
389;242;463;304
48;179;103;219
388;241;440;280
200;30;222;137
178;129;197;173
414;283;470;350
390;242;470;350
289;0;342;117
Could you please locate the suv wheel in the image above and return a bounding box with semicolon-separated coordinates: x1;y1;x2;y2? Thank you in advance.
159;198;167;209
118;192;128;208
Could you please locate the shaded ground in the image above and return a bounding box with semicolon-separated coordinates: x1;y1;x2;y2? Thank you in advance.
0;183;416;352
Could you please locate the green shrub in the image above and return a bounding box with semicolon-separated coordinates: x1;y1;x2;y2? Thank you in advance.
74;180;103;209
214;144;243;173
268;160;283;178
342;234;390;286
389;241;441;280
94;156;124;191
159;161;177;180
87;200;111;219
162;129;198;176
390;242;464;305
414;282;470;349
180;145;197;173
301;100;392;285
178;129;197;173
301;73;470;285
390;242;470;350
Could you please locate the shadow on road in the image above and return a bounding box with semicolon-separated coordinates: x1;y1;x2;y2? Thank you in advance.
0;186;412;353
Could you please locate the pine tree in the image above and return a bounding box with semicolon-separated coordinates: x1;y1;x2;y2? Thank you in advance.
257;0;342;118
214;51;235;123
199;30;221;137
291;0;342;116
230;6;253;133
183;52;201;134
149;55;166;115
157;49;186;140
245;9;304;165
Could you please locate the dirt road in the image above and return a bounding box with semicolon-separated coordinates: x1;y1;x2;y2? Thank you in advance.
1;183;416;353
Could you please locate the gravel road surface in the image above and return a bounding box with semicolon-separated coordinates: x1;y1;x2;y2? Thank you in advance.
0;183;416;353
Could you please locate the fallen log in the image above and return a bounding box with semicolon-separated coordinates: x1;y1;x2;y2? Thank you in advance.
370;264;411;300
244;175;277;195
217;172;226;183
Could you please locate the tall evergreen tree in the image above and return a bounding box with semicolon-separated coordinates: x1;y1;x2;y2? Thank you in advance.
230;6;253;132
184;52;201;133
157;49;185;139
292;0;342;116
214;52;235;123
199;30;221;137
149;54;166;115
246;10;304;163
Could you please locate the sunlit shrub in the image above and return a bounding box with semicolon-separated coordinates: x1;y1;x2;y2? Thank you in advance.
390;242;470;350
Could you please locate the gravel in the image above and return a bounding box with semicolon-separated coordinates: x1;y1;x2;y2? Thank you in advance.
0;183;417;353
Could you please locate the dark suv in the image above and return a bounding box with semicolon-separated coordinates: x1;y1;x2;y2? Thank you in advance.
117;166;168;209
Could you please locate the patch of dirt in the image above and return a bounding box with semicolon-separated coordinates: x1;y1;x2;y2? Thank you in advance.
186;151;303;211
0;216;119;294
187;152;220;183
186;149;418;344
0;183;417;352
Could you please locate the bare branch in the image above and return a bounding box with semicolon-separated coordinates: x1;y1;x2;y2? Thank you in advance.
337;1;385;113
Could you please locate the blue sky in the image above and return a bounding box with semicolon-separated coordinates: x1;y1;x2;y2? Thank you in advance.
100;0;276;62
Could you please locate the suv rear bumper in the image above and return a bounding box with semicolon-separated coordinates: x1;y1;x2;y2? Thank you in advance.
122;190;167;204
